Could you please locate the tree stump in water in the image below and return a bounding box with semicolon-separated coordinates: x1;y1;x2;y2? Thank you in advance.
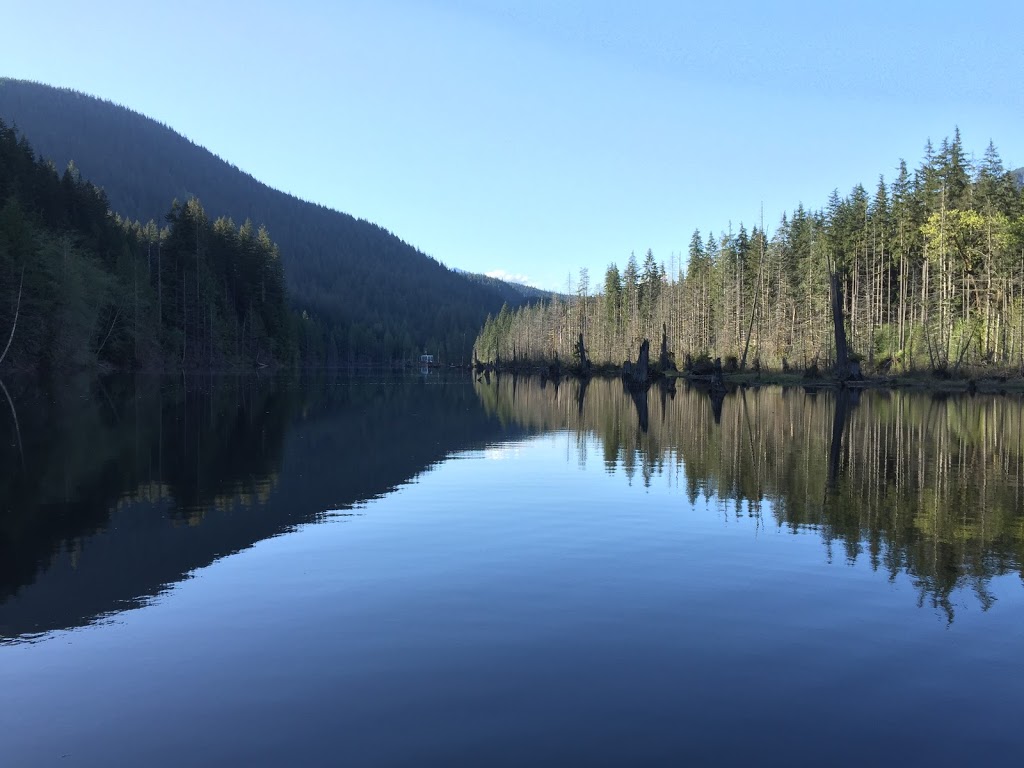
623;339;651;388
711;357;727;393
658;324;677;373
576;332;591;376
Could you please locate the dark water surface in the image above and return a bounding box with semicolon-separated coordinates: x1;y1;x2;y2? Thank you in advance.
1;373;1023;765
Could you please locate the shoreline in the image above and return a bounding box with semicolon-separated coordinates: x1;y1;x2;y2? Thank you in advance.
471;361;1024;395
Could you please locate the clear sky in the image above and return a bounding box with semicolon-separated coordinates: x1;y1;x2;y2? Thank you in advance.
3;0;1022;290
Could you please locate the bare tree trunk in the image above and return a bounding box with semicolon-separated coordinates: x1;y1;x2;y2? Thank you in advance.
134;256;138;363
0;267;24;367
741;243;764;370
576;332;590;373
182;272;187;367
830;271;859;380
95;307;122;357
659;323;676;372
0;378;23;467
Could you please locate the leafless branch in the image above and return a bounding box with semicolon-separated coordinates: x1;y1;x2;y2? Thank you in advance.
0;266;25;367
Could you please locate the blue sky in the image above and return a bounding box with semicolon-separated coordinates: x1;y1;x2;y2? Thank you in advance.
3;0;1022;290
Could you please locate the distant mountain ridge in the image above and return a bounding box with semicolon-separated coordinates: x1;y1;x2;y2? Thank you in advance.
0;78;530;363
455;269;560;303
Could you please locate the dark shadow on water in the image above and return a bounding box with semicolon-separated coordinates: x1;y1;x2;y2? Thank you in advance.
625;380;650;433
0;372;532;640
576;375;589;417
828;389;859;491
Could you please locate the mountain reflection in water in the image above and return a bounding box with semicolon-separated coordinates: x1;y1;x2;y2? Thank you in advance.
2;371;1022;642
3;372;1024;766
0;373;532;640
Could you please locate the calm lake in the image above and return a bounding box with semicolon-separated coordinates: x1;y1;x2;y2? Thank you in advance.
2;373;1023;765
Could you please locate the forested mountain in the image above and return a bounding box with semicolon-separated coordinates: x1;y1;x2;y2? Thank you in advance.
477;131;1024;375
0;119;292;371
0;78;520;364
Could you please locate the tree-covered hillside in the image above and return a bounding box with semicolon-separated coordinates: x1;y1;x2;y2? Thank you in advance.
0;119;292;372
0;78;518;364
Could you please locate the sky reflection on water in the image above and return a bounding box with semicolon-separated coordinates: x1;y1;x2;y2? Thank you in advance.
1;375;1023;765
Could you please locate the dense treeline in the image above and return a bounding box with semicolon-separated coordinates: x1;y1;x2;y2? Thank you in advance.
476;131;1024;375
475;375;1024;621
0;118;291;371
0;79;524;364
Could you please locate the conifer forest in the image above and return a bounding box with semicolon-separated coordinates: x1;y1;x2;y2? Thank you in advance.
475;131;1024;376
0;118;292;372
